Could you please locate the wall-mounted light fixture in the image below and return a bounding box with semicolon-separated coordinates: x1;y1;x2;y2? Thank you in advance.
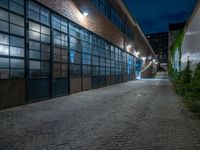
72;0;90;17
135;51;140;57
82;11;88;17
127;44;131;49
142;57;146;61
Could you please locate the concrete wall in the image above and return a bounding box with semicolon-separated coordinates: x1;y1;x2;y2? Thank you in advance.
181;1;200;70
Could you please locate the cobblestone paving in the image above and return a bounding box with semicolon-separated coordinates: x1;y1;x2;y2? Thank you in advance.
0;78;200;150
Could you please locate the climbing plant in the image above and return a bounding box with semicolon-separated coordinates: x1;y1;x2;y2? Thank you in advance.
168;31;200;116
178;58;192;95
169;31;184;74
190;63;200;99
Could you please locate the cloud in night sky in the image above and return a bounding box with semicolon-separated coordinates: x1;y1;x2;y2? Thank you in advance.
124;0;197;34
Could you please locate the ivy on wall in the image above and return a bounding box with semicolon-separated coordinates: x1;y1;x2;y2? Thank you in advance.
168;31;184;76
169;31;200;117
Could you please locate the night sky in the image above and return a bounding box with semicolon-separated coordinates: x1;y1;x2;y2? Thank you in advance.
124;0;197;34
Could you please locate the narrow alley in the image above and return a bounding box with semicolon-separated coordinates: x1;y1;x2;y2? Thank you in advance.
1;74;200;150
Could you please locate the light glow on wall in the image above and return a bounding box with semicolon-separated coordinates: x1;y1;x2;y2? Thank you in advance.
135;51;140;57
82;12;88;17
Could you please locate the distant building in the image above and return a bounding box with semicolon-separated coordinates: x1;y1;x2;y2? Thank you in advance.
146;32;168;65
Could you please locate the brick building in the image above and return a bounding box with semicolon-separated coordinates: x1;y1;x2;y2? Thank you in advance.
0;0;155;109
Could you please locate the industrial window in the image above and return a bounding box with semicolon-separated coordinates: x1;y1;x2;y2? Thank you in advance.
111;60;115;67
28;0;50;26
92;36;99;46
82;65;91;77
115;48;119;61
0;8;24;35
53;47;68;63
111;7;115;25
0;0;140;82
92;66;99;76
0;0;8;9
105;0;111;19
91;0;99;9
106;59;110;67
125;24;134;40
0;57;9;79
115;61;119;75
111;46;115;60
92;46;99;56
70;64;81;78
70;37;81;52
100;67;105;76
106;67;110;75
110;67;115;75
100;58;105;66
92;56;99;66
111;59;115;75
10;58;24;78
99;48;106;58
69;24;82;39
53;30;68;47
28;1;50;80
127;54;135;75
90;0;134;40
29;21;50;42
70;50;81;64
99;0;106;16
82;30;91;43
82;53;91;65
0;34;25;79
0;9;9;32
52;14;68;34
122;51;126;63
82;41;91;54
0;0;25;79
105;44;110;59
69;24;83;78
52;14;69;78
106;59;110;75
10;0;24;15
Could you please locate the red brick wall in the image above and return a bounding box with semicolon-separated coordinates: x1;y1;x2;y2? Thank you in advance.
35;0;125;49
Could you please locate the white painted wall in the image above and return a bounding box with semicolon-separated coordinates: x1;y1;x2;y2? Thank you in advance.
181;4;200;70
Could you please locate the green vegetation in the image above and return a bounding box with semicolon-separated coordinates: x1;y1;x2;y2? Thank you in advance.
176;59;192;95
168;31;200;117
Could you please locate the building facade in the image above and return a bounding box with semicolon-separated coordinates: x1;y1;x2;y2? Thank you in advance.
0;0;155;109
146;32;168;67
181;0;200;71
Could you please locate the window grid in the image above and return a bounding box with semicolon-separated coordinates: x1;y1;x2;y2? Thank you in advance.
28;1;50;79
90;0;134;40
0;0;140;82
0;0;25;79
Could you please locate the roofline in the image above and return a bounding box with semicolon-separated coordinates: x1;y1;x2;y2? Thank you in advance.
185;0;200;31
117;0;156;57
